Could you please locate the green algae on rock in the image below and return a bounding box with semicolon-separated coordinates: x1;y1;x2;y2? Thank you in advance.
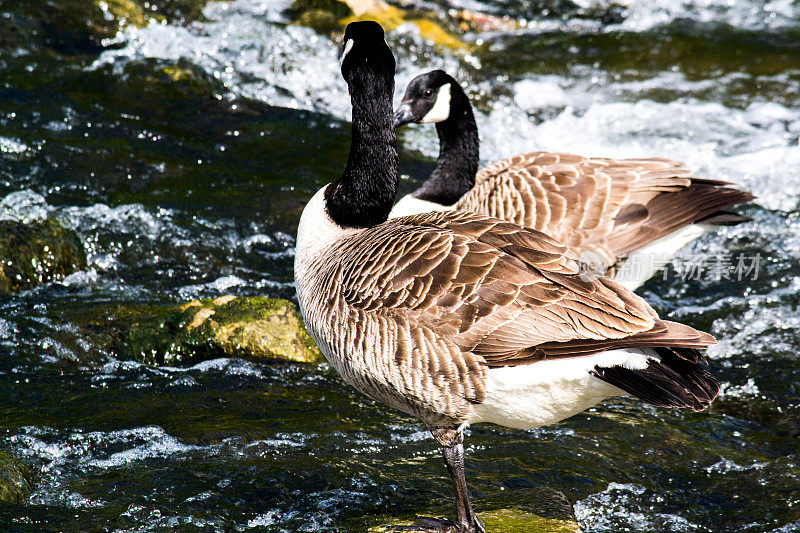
369;487;581;533
479;509;582;533
0;219;87;295
124;296;323;366
372;510;581;533
0;451;33;505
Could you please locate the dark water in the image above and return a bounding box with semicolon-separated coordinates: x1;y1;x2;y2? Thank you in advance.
1;0;799;531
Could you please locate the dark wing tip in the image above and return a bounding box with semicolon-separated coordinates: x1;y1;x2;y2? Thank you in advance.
591;347;719;411
696;210;753;226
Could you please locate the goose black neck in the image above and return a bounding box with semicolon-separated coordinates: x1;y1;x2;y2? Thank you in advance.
413;86;478;206
326;69;398;229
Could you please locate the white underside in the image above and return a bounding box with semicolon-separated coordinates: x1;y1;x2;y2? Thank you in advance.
614;223;708;291
468;348;657;429
389;194;454;218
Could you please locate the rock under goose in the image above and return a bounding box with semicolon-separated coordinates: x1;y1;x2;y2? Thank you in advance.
295;22;720;533
393;70;755;290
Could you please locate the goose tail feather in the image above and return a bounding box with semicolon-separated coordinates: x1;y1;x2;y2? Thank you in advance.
591;347;719;411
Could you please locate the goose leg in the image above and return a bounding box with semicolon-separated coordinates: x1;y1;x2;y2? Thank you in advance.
418;427;485;533
442;442;485;533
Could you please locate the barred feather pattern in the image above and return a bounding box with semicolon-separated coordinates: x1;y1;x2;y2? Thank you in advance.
458;152;753;272
295;204;716;427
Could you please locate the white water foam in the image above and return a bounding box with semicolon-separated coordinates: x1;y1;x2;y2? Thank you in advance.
96;1;351;118
717;378;761;399
478;96;799;211
575;482;701;532
87;0;800;221
705;458;767;474
0;137;28;154
6;425;214;509
0;190;51;223
769;520;800;532
708;282;800;360
456;0;800;33
95;0;465;124
619;0;800;32
83;427;205;469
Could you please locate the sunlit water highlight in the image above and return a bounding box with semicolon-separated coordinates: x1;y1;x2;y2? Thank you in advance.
0;0;799;530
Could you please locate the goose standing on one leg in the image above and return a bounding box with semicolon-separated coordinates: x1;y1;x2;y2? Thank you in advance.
295;22;720;533
393;70;754;290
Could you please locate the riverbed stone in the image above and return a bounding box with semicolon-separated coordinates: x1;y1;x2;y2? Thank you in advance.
0;451;33;504
123;296;323;366
0;219;87;295
372;487;581;532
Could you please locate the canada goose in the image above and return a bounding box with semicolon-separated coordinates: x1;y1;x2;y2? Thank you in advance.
295;22;719;533
393;70;754;290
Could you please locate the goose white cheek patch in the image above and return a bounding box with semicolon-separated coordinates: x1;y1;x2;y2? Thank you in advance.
420;84;452;123
340;39;354;66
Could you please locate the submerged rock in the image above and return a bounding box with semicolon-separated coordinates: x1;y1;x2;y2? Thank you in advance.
0;451;33;504
372;487;581;532
0;219;87;295
103;296;323;366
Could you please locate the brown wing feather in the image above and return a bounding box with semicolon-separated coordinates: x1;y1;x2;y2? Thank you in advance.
460;151;752;272
337;210;713;367
310;210;716;425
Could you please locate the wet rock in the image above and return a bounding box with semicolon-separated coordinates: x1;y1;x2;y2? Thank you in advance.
375;512;581;532
111;0;211;26
373;487;581;532
0;219;87;295
286;0;470;50
455;10;520;33
0;451;33;504
285;0;354;33
105;296;323;366
0;0;213;55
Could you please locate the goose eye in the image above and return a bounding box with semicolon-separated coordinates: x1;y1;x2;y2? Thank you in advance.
424;89;433;97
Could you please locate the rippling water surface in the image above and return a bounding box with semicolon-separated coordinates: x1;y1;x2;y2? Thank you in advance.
1;0;799;530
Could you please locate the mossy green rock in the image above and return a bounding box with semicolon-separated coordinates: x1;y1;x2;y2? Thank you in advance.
373;513;580;533
481;508;581;532
124;296;323;366
0;451;33;504
0;219;87;295
370;487;581;533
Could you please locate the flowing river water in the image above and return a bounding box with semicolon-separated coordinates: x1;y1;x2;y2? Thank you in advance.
1;0;799;530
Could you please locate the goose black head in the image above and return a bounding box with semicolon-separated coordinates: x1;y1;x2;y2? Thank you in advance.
394;70;464;127
340;21;395;89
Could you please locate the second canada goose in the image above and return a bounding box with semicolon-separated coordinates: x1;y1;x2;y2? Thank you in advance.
393;70;754;289
295;22;719;533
